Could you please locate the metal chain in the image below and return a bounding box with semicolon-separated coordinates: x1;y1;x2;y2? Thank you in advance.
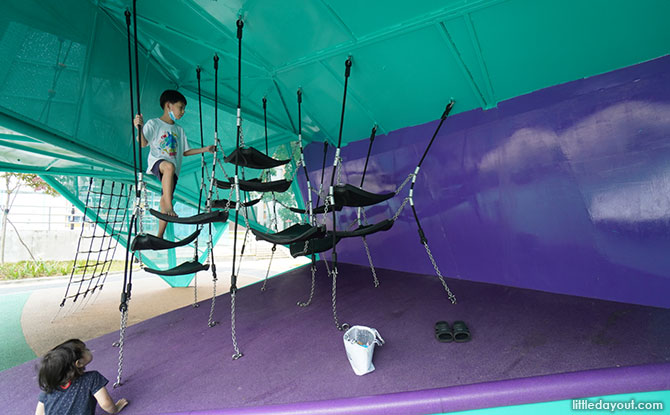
395;172;416;195
208;276;218;327
297;263;317;307
224;184;234;212
137;175;146;236
392;197;411;222
311;184;325;198
321;186;331;220
269;189;279;232
260;245;276;292
335;155;343;185
230;290;243;359
237;190;252;229
423;241;457;304
360;206;369;225
362;236;379;287
239;117;245;147
322;254;331;274
130;183;145;269
135;190;145;271
215;158;232;181
213;156;236;214
331;265;340;329
288;156;302;183
193;270;199;308
330;266;349;331
357;207;379;287
113;309;128;388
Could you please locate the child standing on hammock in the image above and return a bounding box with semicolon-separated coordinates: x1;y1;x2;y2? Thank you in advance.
35;339;128;415
134;89;215;239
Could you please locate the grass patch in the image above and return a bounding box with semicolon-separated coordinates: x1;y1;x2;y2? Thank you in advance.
0;260;137;281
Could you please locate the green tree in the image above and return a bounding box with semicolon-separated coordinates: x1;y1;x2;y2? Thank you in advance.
0;173;59;263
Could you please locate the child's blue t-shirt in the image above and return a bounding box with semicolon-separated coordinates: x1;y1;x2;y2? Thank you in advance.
38;371;108;415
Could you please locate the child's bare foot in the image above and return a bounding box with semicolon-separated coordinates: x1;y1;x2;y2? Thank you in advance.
166;210;178;217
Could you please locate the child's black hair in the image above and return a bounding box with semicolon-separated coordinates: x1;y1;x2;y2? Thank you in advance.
38;339;87;393
160;89;187;110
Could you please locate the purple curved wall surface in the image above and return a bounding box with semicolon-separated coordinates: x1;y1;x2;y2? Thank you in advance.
299;54;670;309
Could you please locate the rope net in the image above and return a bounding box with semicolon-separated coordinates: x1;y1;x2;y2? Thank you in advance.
58;177;131;309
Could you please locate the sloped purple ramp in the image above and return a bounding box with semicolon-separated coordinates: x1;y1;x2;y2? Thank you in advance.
1;263;669;415
161;363;670;415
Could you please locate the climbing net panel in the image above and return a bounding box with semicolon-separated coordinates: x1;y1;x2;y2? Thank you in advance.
58;177;131;309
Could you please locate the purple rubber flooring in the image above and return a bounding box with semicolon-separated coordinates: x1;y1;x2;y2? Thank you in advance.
2;262;669;414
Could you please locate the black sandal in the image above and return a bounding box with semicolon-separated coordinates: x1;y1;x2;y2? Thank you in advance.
434;321;453;343
452;320;471;342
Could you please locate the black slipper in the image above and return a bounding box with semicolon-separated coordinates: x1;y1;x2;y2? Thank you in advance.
452;320;471;342
434;321;453;343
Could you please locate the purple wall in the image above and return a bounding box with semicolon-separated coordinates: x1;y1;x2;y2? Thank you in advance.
299;54;670;309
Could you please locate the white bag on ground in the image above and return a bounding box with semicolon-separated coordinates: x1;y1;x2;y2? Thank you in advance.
343;325;385;376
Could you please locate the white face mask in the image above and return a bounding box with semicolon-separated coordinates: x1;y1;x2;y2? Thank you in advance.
168;110;177;122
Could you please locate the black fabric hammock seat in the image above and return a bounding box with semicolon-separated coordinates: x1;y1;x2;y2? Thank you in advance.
144;260;210;276
211;197;261;210
288;203;343;214
149;209;229;225
251;223;326;245
289;233;340;257
287;185;393;214
333;184;394;207
335;218;394;238
213;178;292;193
224;146;290;169
288;219;393;257
131;228;201;251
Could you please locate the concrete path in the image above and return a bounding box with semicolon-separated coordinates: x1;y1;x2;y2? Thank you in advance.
0;255;309;372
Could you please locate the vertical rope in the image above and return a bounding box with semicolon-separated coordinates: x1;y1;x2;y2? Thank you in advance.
114;3;143;387
409;101;458;304
227;18;245;359
327;58;352;331
207;54;220;325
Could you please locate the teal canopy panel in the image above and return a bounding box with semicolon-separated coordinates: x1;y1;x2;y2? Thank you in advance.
0;0;668;233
